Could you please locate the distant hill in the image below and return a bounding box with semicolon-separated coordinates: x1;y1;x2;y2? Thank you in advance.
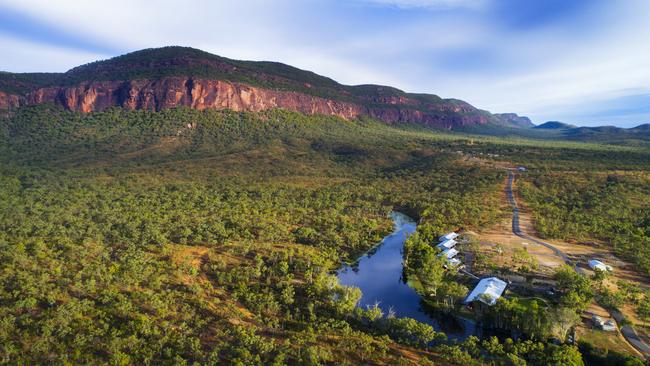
461;120;650;146
630;123;650;132
534;121;577;129
0;46;528;130
562;124;650;144
494;113;535;128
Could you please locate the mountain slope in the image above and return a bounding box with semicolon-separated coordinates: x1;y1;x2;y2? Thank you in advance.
0;46;524;129
534;121;577;129
493;113;535;128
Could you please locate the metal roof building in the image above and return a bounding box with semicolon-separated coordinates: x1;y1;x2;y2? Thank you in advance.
439;232;459;242
588;259;613;272
436;239;457;250
464;277;507;306
439;247;459;260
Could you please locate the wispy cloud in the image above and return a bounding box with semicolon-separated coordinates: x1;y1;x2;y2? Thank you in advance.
356;0;486;10
0;34;108;72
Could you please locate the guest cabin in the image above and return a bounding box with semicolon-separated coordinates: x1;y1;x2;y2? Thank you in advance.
592;315;616;332
588;259;613;272
447;258;462;268
439;232;459;242
436;239;457;250
440;248;459;260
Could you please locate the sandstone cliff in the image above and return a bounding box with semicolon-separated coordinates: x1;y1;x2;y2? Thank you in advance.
0;91;21;109
0;77;489;128
0;46;516;129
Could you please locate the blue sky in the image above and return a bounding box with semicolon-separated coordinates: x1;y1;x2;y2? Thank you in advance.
1;0;650;127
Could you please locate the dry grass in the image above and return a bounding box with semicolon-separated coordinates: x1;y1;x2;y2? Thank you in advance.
576;322;641;357
476;176;564;276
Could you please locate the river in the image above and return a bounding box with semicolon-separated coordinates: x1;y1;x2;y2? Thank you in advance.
337;211;479;340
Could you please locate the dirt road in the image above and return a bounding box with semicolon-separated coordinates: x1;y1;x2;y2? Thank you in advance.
506;170;650;359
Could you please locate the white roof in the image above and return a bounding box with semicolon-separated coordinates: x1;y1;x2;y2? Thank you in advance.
436;239;457;250
592;315;604;325
439;232;459;241
439;248;459;259
588;259;612;271
448;258;462;267
464;277;507;306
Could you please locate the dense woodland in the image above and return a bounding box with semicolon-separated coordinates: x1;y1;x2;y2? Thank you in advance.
0;105;648;365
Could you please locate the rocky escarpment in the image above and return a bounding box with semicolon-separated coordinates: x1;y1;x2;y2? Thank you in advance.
0;46;526;129
0;91;21;109
25;78;364;117
2;77;490;129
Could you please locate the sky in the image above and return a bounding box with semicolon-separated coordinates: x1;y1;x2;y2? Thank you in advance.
1;0;650;127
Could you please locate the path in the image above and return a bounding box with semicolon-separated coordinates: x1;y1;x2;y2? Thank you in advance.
505;170;650;359
506;171;571;264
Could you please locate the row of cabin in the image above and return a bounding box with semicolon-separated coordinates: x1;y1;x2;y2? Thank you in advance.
436;232;461;267
436;232;509;307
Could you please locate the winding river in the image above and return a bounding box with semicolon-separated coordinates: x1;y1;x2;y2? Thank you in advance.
337;211;479;340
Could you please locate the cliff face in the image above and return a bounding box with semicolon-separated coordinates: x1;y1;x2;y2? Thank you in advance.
0;47;527;129
0;91;21;109
0;77;489;128
23;78;363;117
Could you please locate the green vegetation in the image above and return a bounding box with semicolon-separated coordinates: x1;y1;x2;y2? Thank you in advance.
554;266;595;311
0;71;60;94
1;104;648;364
434;336;584;366
0;105;505;364
458;122;650;147
579;342;645;366
519;171;650;274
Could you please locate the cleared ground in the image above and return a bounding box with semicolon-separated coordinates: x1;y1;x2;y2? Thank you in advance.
474;169;650;359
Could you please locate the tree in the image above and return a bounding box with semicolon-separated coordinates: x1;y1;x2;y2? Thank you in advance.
541;345;584;366
417;250;447;298
512;247;539;274
549;307;580;341
636;296;650;327
386;317;440;347
554;266;593;311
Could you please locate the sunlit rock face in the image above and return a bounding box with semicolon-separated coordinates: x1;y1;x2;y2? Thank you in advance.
0;47;517;129
4;77;491;129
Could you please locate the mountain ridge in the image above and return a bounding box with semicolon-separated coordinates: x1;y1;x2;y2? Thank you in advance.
534;121;577;129
0;46;528;129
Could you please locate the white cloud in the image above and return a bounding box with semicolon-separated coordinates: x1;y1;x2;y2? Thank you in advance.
358;0;487;9
0;34;108;72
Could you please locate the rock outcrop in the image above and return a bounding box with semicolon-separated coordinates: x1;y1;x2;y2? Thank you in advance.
0;46;526;129
0;91;22;109
0;77;490;128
